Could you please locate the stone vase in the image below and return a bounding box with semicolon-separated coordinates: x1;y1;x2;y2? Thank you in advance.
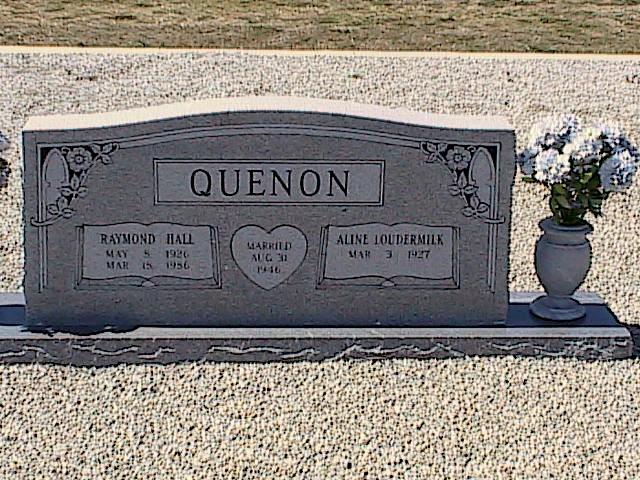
529;217;593;321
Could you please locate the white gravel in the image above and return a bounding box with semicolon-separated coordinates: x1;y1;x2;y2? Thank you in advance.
0;51;639;479
1;359;639;479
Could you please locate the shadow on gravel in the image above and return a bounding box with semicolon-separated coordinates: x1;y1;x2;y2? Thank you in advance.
621;323;640;358
0;157;10;190
0;132;9;190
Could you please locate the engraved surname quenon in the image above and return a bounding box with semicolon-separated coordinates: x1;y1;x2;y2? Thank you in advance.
154;161;383;205
190;168;349;199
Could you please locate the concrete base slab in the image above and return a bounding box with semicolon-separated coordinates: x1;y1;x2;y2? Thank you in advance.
0;292;631;364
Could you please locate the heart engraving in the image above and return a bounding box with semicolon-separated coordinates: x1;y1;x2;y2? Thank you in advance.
231;225;308;290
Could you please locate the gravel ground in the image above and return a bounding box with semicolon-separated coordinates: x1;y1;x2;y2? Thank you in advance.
1;359;640;479
0;51;639;479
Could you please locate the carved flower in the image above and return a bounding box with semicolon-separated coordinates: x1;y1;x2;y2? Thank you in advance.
66;147;94;172
445;146;471;171
59;175;88;199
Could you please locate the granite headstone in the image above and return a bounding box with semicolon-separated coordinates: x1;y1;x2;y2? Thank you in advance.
22;97;515;331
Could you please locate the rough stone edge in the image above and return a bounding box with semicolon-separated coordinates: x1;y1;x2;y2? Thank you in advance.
0;292;631;364
0;332;631;365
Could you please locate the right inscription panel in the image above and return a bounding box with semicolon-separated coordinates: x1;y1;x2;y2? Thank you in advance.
317;223;459;289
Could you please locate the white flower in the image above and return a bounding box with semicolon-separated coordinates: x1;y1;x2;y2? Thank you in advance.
516;145;539;176
564;128;603;174
599;123;622;138
597;122;637;155
558;114;581;140
581;126;604;141
534;149;571;184
528;114;581;151
599;150;638;192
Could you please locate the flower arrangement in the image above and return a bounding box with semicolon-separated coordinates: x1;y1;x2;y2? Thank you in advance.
517;115;640;225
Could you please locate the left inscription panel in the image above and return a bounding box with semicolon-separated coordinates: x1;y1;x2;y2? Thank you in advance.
75;222;221;289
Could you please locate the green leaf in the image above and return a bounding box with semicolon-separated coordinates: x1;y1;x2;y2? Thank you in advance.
522;177;537;183
587;175;601;189
577;193;589;208
552;184;568;196
580;172;594;184
555;195;572;209
589;197;603;209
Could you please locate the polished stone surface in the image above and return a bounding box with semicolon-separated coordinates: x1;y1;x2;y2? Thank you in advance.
23;97;515;330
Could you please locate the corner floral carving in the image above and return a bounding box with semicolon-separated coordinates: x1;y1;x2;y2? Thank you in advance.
420;141;505;224
31;143;119;227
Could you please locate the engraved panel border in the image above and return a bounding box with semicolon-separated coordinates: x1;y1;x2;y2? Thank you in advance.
316;222;460;290
32;124;503;293
74;222;222;290
230;224;309;291
153;159;385;206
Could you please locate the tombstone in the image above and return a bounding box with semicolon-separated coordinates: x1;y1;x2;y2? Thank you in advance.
21;96;513;330
0;97;630;363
